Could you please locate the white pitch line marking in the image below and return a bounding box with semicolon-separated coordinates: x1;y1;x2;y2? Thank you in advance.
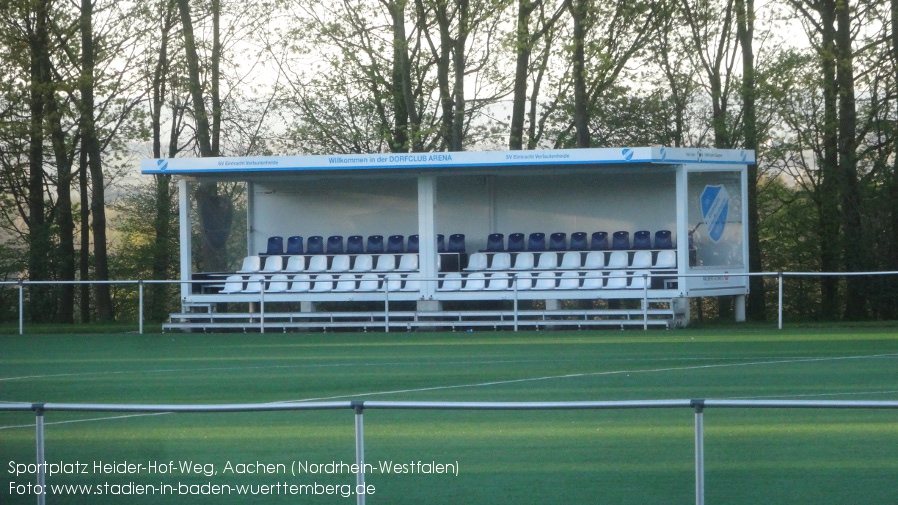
2;352;896;430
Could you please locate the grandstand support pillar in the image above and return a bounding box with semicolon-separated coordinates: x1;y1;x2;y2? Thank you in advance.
544;299;561;330
301;301;316;313
178;179;192;301
734;295;746;322
418;176;438;300
417;300;442;312
672;297;691;328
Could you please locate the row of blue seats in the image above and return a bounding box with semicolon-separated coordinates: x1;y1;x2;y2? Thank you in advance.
483;230;673;252
262;234;466;256
220;270;663;294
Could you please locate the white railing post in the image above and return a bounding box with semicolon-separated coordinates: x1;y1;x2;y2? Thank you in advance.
138;280;144;335
34;404;46;505
19;280;24;336
353;402;366;505
643;272;649;330
692;399;705;505
260;289;266;334
778;272;783;330
384;280;390;333
513;275;519;332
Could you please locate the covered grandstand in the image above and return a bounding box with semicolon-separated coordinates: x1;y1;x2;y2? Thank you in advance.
141;147;752;331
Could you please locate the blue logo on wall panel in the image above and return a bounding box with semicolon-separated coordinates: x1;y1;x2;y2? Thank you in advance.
700;185;729;243
157;159;168;171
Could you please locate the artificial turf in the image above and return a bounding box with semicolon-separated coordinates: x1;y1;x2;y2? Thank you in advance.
2;327;897;504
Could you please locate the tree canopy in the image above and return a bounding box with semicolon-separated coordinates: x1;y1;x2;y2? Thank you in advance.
0;0;896;323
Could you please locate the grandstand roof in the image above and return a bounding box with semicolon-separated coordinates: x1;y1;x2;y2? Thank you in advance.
141;147;754;177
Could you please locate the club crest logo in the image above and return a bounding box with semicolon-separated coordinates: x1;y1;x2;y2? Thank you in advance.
156;159;168;171
700;185;729;243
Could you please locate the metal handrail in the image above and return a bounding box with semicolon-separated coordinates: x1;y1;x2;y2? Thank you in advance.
4;398;898;505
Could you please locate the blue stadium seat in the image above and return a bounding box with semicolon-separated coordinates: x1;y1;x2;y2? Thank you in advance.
306;235;324;254
590;231;609;250
346;235;364;254
654;230;673;249
486;233;505;252
366;235;384;253
448;233;466;253
407;234;419;253
437;234;446;253
570;232;588;250
507;233;525;252
633;230;652;250
528;232;546;251
286;236;303;255
387;235;405;253
264;236;284;255
548;232;567;251
612;231;630;250
326;235;344;254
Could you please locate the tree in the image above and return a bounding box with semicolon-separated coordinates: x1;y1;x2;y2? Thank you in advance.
735;0;766;320
507;0;568;150
176;0;233;272
561;0;659;148
680;0;738;148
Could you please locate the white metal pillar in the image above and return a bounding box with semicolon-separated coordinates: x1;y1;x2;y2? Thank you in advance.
178;179;192;300
418;176;438;300
734;294;746;322
676;164;689;297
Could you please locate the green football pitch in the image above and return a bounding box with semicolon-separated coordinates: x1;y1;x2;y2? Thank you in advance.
2;326;898;504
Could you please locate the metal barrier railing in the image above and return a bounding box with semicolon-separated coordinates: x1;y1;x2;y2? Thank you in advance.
3;271;898;335
2;399;897;505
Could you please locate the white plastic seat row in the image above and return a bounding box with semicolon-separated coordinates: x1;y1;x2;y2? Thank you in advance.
220;267;672;295
462;250;677;272
238;253;424;275
434;271;661;291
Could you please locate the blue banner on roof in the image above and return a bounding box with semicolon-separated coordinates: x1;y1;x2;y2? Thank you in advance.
140;147;754;175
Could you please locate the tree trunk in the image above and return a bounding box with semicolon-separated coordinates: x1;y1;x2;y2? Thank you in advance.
81;0;114;322
149;7;176;322
569;0;589;148
890;0;898;272
391;0;410;152
177;0;231;272
79;145;91;322
449;0;468;151
835;0;865;320
27;0;53;323
735;0;765;320
45;73;76;324
818;1;840;319
509;0;535;150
